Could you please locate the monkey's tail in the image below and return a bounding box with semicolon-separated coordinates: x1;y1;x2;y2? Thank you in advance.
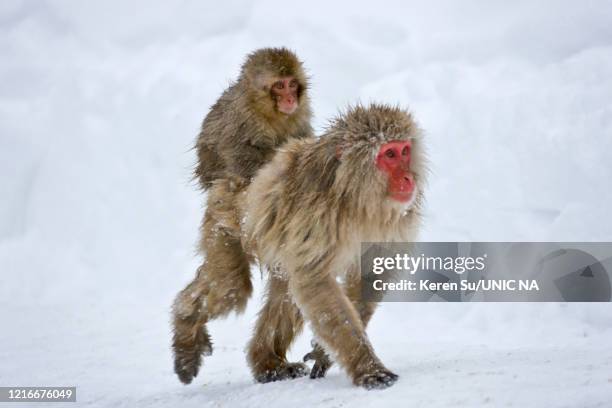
171;277;213;385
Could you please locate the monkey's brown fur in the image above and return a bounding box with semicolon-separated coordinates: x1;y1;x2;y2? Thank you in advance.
172;48;312;385
194;47;312;189
173;103;426;389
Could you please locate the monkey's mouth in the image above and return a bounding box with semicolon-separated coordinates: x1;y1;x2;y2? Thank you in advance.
391;187;418;209
390;190;414;203
278;104;297;115
389;175;416;203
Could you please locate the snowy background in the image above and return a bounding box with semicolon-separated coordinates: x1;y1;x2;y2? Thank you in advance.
1;0;612;407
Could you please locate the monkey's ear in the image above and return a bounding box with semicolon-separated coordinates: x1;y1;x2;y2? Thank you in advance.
335;146;343;160
249;72;273;91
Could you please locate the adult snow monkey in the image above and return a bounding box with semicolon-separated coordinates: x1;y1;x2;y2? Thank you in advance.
173;103;426;390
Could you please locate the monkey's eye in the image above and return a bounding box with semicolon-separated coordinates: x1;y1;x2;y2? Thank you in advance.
289;79;298;88
385;149;396;158
273;81;284;90
402;146;409;156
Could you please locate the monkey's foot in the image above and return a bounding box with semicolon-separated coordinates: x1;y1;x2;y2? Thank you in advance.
354;369;399;390
174;353;201;384
255;362;310;383
303;347;333;379
173;327;213;384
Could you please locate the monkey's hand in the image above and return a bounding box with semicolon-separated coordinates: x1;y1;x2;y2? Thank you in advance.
255;361;310;383
303;342;333;379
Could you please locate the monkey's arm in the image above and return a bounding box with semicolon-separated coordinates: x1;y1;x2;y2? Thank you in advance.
289;263;397;389
221;140;272;182
293;123;314;140
304;268;381;379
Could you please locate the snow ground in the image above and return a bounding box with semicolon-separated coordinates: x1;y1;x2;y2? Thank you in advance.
1;1;612;407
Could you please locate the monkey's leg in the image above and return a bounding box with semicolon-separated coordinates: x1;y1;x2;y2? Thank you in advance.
304;267;381;379
172;265;212;384
291;270;397;390
172;212;252;384
247;275;309;383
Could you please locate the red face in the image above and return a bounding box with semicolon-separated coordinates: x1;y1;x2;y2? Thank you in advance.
271;77;299;115
375;140;415;203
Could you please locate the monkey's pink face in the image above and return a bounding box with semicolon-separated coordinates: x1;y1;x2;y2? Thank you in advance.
271;77;299;115
375;140;415;203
